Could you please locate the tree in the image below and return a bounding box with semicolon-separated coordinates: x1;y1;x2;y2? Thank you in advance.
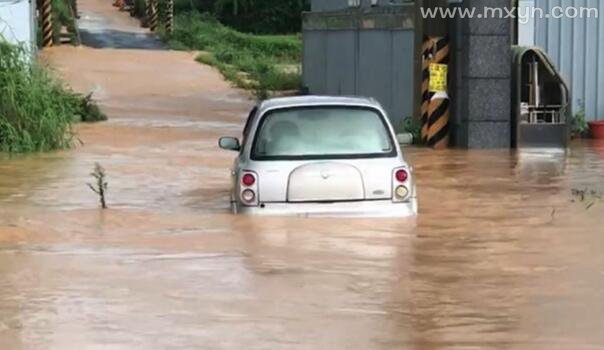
214;0;255;15
212;0;310;34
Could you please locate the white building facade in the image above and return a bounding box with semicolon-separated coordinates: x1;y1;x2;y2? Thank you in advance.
0;0;36;49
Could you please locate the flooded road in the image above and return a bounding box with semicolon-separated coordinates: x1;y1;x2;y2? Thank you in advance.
2;0;604;348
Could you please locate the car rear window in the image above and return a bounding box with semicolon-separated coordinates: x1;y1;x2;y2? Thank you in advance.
251;106;396;160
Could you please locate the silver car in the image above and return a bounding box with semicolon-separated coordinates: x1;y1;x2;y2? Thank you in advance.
219;96;417;217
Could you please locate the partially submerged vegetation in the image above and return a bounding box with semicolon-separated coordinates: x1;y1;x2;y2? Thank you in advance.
35;0;80;46
0;42;105;153
51;0;80;44
401;117;422;144
572;101;589;137
88;163;108;209
165;12;302;98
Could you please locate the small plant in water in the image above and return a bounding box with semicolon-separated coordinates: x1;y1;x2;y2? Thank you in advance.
401;116;423;144
88;163;108;209
572;101;588;137
571;187;602;210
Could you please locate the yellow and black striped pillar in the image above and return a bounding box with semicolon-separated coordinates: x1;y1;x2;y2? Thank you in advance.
148;0;159;31
165;0;174;34
41;0;53;47
427;37;451;149
421;37;433;143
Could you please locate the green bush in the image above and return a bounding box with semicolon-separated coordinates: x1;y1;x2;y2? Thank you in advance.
0;42;105;153
401;116;422;144
219;0;309;34
54;0;75;41
170;12;302;97
572;101;588;136
78;93;108;122
36;0;79;46
173;0;309;34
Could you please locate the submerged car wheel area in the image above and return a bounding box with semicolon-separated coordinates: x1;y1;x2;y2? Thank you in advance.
218;96;418;218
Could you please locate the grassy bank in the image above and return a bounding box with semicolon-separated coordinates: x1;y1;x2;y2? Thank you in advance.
0;43;105;153
173;0;309;34
165;12;302;98
52;0;79;44
35;0;80;46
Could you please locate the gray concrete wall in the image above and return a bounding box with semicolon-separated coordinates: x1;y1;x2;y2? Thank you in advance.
306;0;514;148
311;0;348;11
303;6;416;129
311;0;414;12
448;2;465;147
453;0;513;148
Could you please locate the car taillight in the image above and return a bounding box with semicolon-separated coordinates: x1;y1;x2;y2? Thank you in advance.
395;169;408;182
242;173;256;187
239;171;259;206
241;189;256;203
395;186;409;199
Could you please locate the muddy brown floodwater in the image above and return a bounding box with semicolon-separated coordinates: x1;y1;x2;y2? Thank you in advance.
2;0;604;349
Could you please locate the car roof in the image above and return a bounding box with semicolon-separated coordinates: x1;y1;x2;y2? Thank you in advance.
257;95;382;112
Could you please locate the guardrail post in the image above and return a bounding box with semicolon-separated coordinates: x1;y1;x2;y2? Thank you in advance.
41;0;53;47
148;0;158;31
165;0;174;34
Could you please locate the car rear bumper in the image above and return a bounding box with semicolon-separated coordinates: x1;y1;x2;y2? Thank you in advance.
233;198;418;218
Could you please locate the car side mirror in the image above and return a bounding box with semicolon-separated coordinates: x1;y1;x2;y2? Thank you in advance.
219;137;241;151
